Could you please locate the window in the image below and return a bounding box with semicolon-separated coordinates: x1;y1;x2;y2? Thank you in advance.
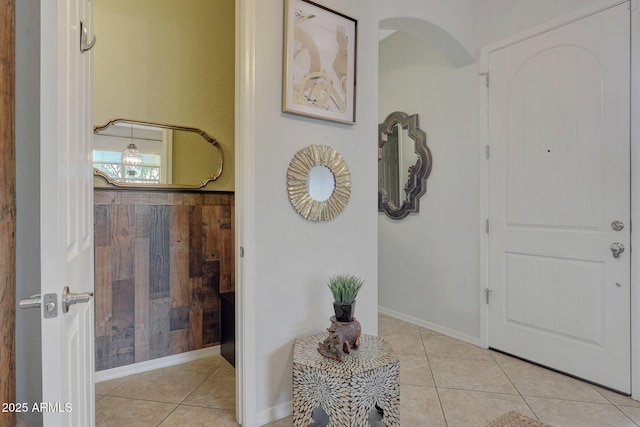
93;150;162;184
92;123;172;184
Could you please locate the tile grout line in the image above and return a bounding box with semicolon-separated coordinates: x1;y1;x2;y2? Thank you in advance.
177;364;224;406
488;351;542;422
495;355;636;406
588;382;640;421
172;363;239;420
98;374;135;398
489;351;640;425
382;316;640;427
97;394;179;406
154;404;179;427
611;405;640;427
96;358;234;427
162;362;231;424
420;331;449;427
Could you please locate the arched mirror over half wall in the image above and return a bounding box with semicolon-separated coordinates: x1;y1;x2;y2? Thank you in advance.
378;111;432;220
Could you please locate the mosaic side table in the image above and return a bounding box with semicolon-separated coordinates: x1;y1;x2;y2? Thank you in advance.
292;333;400;427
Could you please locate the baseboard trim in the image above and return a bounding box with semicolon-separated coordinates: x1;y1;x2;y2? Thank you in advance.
378;306;482;347
94;346;221;383
257;400;292;426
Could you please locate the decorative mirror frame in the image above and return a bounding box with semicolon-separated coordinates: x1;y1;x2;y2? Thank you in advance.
378;111;432;220
93;118;224;189
287;145;351;222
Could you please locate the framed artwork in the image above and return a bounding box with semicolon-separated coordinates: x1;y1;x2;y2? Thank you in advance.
283;0;357;124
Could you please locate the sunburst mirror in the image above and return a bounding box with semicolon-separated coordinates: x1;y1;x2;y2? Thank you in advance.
287;145;351;222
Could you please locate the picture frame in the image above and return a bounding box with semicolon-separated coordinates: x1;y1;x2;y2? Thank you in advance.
283;0;357;125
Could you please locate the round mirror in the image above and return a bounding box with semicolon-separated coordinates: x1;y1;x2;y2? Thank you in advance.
308;166;335;201
287;145;351;222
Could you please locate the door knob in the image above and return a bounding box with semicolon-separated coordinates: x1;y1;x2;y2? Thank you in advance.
611;242;625;258
62;286;93;313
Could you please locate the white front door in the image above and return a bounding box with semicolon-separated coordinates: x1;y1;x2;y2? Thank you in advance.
40;0;95;424
487;2;631;393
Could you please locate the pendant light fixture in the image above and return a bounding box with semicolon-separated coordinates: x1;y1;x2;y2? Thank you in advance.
122;124;142;177
122;143;142;166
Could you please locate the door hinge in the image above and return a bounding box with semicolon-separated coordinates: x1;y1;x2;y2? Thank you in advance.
485;145;490;159
484;288;493;304
485;219;490;233
479;72;489;87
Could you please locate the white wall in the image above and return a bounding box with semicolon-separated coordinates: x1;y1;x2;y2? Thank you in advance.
378;31;482;340
473;0;607;52
15;0;42;425
250;1;379;423
377;0;476;66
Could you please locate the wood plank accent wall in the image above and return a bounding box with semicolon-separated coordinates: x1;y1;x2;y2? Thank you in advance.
94;190;234;371
0;0;15;425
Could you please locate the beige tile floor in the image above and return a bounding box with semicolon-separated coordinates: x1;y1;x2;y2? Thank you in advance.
96;314;640;426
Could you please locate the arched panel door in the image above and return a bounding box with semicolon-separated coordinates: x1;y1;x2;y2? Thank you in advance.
487;2;630;393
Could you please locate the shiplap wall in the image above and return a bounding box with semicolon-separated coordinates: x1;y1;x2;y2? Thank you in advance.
93;190;234;371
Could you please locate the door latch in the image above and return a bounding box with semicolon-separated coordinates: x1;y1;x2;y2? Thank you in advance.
19;293;58;318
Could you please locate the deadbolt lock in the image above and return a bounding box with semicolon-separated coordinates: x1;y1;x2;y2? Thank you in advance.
611;220;624;231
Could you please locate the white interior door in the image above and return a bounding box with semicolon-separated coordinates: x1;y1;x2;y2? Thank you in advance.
40;0;95;424
487;2;631;393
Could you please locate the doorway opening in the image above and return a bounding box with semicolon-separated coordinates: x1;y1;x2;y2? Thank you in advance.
377;18;481;342
91;0;239;423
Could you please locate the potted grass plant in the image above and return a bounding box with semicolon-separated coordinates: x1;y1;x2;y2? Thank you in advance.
328;274;364;322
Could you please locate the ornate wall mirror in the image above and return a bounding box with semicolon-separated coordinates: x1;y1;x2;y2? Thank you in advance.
287;145;351;222
93;118;223;189
378;111;432;219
